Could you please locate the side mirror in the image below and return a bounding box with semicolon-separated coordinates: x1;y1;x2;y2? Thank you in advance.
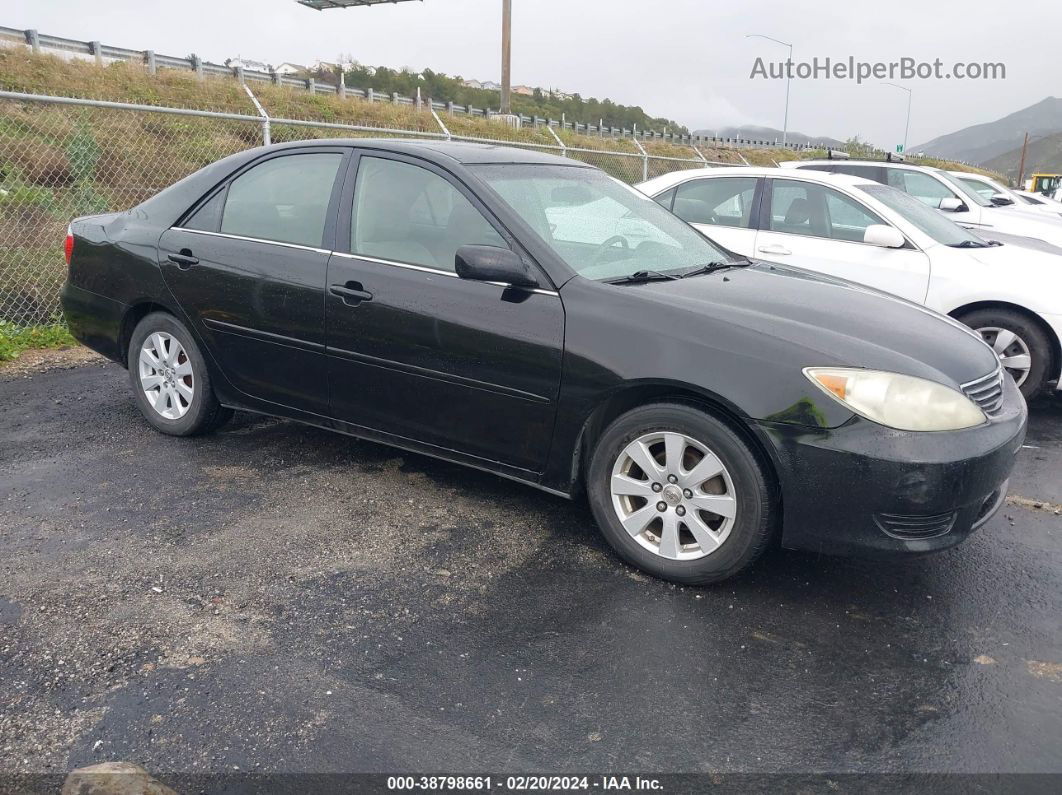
989;192;1015;206
455;245;538;289
938;197;965;212
863;224;906;249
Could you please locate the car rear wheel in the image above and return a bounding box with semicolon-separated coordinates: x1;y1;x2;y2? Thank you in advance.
127;312;232;436
586;403;774;585
957;308;1053;401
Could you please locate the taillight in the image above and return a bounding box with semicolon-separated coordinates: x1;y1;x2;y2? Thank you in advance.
64;226;74;266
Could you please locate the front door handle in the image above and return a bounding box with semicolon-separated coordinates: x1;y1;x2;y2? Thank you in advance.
757;244;792;256
168;250;199;269
329;282;374;306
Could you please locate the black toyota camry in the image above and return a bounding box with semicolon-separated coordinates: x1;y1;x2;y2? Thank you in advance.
61;139;1027;584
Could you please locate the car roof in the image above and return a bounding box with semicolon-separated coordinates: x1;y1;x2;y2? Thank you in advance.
638;165;882;191
781;158;937;173
264;137;583;167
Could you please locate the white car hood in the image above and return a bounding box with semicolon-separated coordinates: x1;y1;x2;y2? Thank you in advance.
966;242;1062;303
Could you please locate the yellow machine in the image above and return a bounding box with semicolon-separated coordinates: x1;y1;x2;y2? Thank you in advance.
1026;173;1062;196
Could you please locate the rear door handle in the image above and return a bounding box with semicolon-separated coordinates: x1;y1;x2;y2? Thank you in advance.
757;244;792;256
329;282;374;305
168;251;199;269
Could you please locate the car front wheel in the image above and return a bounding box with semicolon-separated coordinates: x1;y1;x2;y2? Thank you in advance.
957;307;1053;401
587;403;774;585
127;312;232;436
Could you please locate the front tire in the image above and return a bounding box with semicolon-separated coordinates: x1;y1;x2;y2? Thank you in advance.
127;312;232;436
957;307;1053;400
586;403;774;585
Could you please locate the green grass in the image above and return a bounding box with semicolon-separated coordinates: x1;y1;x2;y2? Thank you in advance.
0;321;77;362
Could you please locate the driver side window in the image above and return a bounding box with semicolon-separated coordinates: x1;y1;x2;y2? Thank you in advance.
672;177;758;228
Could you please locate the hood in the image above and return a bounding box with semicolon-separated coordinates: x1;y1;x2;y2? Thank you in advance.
627;262;999;388
980;208;1062;245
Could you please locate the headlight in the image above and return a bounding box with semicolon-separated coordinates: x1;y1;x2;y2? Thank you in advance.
804;368;986;431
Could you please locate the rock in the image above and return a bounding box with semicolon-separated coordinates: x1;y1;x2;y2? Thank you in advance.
973;655;996;665
61;761;177;795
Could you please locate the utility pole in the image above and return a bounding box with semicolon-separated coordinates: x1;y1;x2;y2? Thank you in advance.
746;34;793;147
500;0;512;115
1017;131;1029;189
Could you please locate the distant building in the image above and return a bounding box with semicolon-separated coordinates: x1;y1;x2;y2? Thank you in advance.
225;57;272;73
275;62;306;75
512;85;534;96
480;80;502;92
462;79;483;89
550;88;571;100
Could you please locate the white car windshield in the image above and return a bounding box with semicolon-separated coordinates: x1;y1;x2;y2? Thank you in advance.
860;184;992;247
471;164;735;281
932;168;992;207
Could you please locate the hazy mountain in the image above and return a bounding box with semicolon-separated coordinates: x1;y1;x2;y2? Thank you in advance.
693;125;845;148
982;130;1062;182
912;97;1062;164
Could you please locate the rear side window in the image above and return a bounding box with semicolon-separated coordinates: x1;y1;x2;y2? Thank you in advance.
184;190;225;232
652;187;676;211
220;153;343;247
351;156;506;272
831;164;886;183
672;177;758;228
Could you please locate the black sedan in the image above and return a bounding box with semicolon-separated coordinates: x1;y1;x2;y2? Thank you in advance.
61;139;1027;584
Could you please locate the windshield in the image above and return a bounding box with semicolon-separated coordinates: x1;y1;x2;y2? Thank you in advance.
470;164;733;280
956;176;1002;201
932;168;991;206
859;183;988;246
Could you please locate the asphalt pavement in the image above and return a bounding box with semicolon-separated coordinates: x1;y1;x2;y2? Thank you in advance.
1;355;1060;785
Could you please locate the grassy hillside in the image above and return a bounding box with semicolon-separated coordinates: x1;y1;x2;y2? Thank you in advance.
983;132;1062;182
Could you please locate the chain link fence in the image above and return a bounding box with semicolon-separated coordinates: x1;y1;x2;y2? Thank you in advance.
0;91;708;326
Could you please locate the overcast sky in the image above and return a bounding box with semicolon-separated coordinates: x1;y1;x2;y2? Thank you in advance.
6;0;1057;147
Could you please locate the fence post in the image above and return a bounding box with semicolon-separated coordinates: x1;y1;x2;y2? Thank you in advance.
144;50;156;75
90;40;103;67
391;92;399;104
338;69;346;99
270;67;280;86
631;126;649;182
307;77;315;94
243;84;271;147
545;122;566;157
25;29;40;54
430;107;451;140
368;87;374;103
446;100;454;116
415;85;422;111
235;66;245;85
690;143;709;164
191;54;203;80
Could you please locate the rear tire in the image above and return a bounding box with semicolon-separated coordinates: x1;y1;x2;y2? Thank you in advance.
127;312;232;436
586;403;774;585
957;307;1053;400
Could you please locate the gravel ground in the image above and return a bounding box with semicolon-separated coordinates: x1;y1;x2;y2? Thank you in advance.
1;355;1060;782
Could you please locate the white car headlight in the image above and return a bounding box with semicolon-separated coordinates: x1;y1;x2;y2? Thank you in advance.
804;368;987;431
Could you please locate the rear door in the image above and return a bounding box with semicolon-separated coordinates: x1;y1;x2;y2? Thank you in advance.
324;152;564;473
754;177;931;303
159;147;348;413
658;175;761;256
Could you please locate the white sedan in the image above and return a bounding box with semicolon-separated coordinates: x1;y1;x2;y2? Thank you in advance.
637;166;1062;399
949;170;1062;220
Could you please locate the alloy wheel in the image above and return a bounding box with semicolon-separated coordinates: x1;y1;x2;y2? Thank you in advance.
610;431;737;561
977;326;1032;387
138;331;194;419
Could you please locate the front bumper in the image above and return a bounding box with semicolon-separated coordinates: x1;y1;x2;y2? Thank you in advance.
759;374;1028;557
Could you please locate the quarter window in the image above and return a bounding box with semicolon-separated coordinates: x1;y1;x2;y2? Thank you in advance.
351;157;506;272
220;153;343;247
671;177;758;228
769;179;886;241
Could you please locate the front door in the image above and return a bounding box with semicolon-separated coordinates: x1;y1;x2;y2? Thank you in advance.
658;175;762;257
755;177;931;303
325;152;564;473
159;148;348;413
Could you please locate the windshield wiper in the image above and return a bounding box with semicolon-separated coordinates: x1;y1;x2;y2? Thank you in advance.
679;259;753;278
605;269;680;285
948;240;991;248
